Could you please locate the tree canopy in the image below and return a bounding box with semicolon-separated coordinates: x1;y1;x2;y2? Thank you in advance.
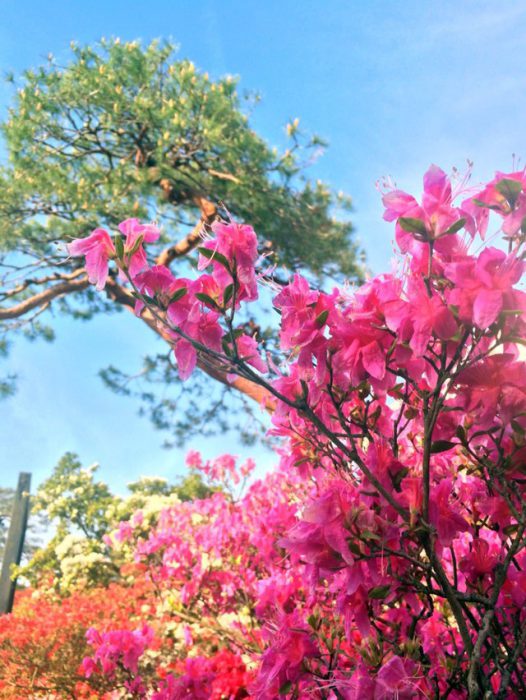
0;39;362;443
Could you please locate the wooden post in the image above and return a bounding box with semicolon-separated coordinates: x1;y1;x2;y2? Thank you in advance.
0;472;31;614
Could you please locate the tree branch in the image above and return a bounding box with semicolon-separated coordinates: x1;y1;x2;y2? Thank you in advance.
155;195;218;268
104;277;272;408
0;272;90;320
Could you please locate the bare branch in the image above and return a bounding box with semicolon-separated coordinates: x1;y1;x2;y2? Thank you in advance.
156;196;218;268
0;274;90;321
0;269;86;301
208;168;241;184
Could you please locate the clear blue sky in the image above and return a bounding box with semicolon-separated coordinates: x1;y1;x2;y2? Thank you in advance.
1;1;526;493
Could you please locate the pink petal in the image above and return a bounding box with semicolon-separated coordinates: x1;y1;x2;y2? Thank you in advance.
174;340;197;381
473;289;503;328
423;164;451;209
361;341;386;380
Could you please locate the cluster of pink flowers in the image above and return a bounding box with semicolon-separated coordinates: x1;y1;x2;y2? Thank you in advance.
68;219;160;290
81;455;309;698
185;451;255;486
82;625;154;695
70;165;526;698
150;651;253;700
110;456;307;614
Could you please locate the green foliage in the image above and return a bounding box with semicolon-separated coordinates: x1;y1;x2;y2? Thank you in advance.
0;38;363;442
173;471;221;502
31;453;114;540
17;453;118;589
0;339;15;400
0;38;360;277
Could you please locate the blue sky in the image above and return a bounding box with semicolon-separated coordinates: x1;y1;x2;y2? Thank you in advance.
1;0;526;493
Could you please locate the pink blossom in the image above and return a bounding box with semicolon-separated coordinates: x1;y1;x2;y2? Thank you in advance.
133;265;189;317
471;170;526;237
235;334;267;373
459;537;500;581
253;611;318;698
118;218;160;278
382;164;466;250
446;247;524;328
198;220;259;302
68;228;115;290
375;655;422;699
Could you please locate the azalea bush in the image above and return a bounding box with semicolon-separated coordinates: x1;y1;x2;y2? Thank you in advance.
0;454;306;699
2;164;525;699
0;577;151;698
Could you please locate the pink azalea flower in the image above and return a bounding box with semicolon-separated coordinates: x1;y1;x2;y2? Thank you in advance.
198;221;259;302
401;278;457;356
375;655;421;699
133;265;190;317
471;169;526;238
456;354;526;428
253;611;318;698
118;218;161;279
68;219;160;290
172;309;223;380
68;228;115;290
382;164;467;250
273;274;320;350
429;479;468;548
174;338;198;381
459;537;500;580
446;247;524;328
235;334;267;373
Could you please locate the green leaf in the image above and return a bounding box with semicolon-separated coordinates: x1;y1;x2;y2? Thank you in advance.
293;456;310;467
198;246;230;270
223;283;234;306
279;681;293;695
472;198;488;208
390;466;409;492
455;425;467;443
368;584;390;600
195;292;219;309
347;540;362;556
114;234;124;259
443;218;466;236
169;287;187;303
472;198;501;211
315;309;329;326
495;178;522;208
221;338;233;356
307;614;318;629
398;217;428;236
430;440;456;453
127;234;144;256
511;420;525;436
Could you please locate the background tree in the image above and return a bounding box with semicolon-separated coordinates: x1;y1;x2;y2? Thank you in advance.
0;38;362;444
